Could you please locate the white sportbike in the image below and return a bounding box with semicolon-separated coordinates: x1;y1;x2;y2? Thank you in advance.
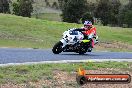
52;28;97;54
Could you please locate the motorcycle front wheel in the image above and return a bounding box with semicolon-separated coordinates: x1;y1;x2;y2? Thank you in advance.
52;41;63;54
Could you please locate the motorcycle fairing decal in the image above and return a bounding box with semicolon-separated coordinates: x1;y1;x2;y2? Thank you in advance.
82;40;90;43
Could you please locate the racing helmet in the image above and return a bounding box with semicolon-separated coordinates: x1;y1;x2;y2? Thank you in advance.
84;20;92;29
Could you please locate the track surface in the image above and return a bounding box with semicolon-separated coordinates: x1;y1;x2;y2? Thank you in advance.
0;48;132;64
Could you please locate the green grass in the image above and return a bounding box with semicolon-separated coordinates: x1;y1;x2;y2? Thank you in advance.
32;13;62;22
0;61;130;84
96;26;132;44
0;13;132;50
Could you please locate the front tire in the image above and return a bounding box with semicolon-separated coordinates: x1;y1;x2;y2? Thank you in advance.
52;41;63;54
87;47;92;52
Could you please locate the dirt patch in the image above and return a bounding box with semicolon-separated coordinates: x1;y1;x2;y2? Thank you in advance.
0;68;132;88
95;41;132;51
0;83;26;88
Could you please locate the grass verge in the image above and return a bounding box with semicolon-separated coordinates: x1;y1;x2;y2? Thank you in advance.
0;14;132;51
0;61;131;84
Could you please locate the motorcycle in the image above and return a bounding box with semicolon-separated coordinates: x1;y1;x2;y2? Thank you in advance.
52;28;94;54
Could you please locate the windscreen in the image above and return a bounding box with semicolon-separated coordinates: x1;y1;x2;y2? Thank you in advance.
69;30;78;35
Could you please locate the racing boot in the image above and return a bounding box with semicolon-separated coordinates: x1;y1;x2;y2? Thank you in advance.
88;39;93;52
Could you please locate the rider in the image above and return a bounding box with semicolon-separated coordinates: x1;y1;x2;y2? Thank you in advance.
74;20;98;51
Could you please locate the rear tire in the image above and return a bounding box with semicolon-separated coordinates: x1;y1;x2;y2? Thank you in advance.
52;41;63;54
78;43;87;54
87;47;92;52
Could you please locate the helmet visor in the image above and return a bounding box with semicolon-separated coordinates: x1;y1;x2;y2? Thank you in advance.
84;25;92;29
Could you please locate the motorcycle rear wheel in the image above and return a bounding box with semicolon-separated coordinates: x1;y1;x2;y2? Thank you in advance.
78;51;86;55
78;43;87;54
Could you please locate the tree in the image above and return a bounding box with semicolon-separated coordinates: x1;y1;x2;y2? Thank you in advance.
109;0;121;25
81;12;94;24
12;1;19;15
118;0;132;27
58;0;68;10
0;0;10;13
94;0;121;26
12;0;33;18
87;2;96;16
58;0;63;9
52;2;59;9
61;0;88;23
45;1;50;7
94;0;111;25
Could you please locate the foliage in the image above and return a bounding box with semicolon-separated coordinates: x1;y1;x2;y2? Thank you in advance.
61;0;88;23
12;0;33;18
45;0;50;7
109;0;121;25
58;0;63;9
0;0;10;13
87;2;96;16
52;2;59;9
94;0;121;26
81;12;94;24
118;0;132;28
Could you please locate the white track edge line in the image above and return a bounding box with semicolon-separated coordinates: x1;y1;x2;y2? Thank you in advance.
0;59;132;67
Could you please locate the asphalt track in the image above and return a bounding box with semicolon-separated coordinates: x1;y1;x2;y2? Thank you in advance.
0;48;132;65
